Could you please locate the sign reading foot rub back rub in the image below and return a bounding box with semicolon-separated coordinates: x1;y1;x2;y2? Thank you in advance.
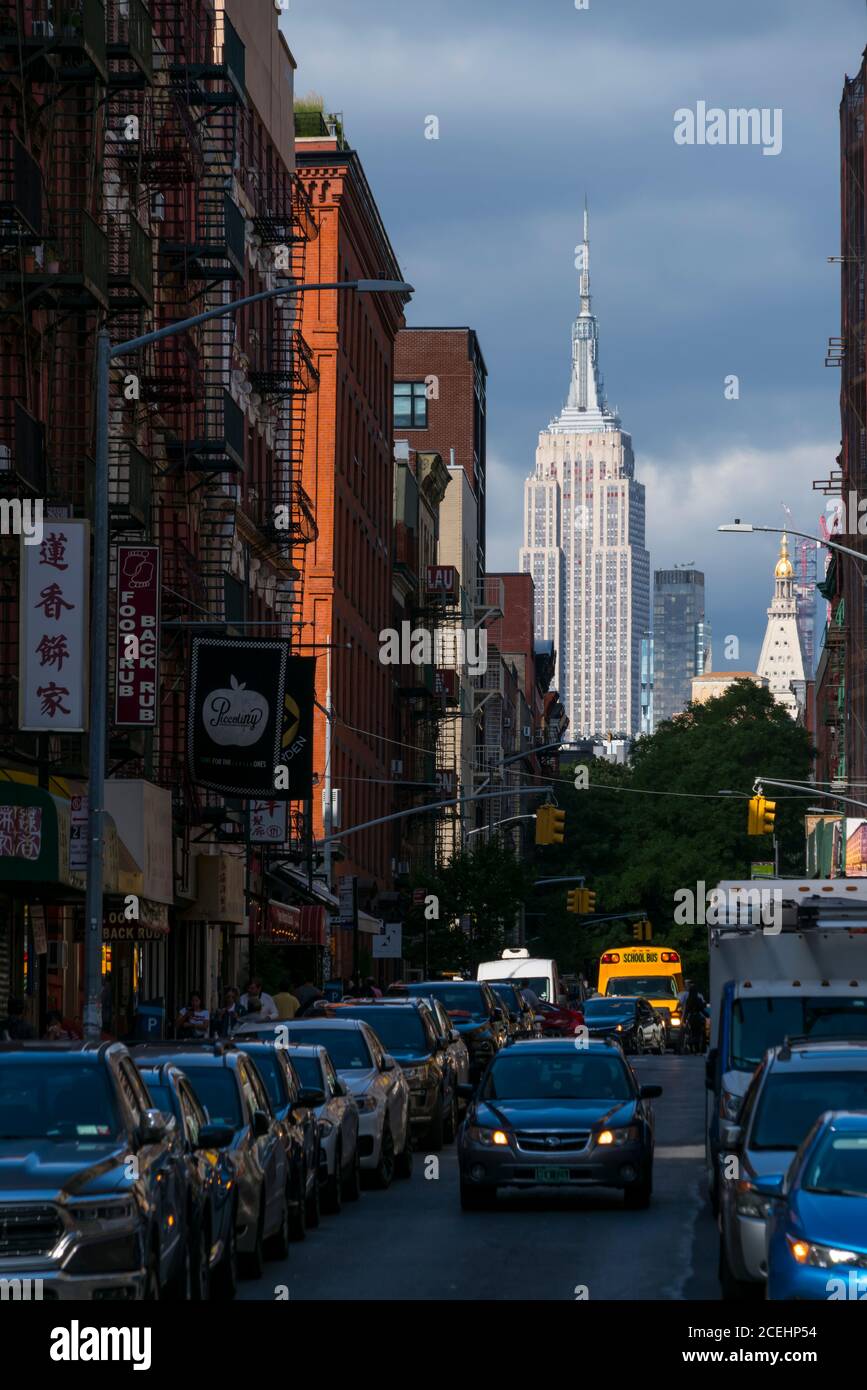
188;637;314;799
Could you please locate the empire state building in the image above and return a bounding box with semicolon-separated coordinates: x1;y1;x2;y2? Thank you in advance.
519;207;649;736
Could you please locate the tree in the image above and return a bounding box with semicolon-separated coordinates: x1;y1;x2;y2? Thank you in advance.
405;837;533;973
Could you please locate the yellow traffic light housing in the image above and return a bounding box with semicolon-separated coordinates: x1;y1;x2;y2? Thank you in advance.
761;798;776;834
535;805;552;845
566;890;580;914
748;795;776;836
585;889;596;913
632;919;652;942
549;808;566;845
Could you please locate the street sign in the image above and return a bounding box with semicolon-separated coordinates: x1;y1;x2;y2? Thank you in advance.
19;521;90;731
115;544;160;727
372;923;402;959
750;862;774;880
338;874;358;930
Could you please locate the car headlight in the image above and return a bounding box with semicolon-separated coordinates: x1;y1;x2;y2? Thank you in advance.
735;1182;771;1219
67;1199;138;1227
595;1125;639;1148
466;1126;511;1147
402;1065;430;1085
720;1089;741;1122
788;1236;867;1270
353;1094;381;1113
318;1120;334;1138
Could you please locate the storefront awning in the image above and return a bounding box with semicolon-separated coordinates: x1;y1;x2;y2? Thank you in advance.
0;782;78;888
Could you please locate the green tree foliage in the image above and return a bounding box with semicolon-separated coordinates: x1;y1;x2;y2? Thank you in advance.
530;681;813;987
405;837;533;973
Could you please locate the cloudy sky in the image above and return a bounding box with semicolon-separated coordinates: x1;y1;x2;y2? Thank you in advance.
282;0;866;670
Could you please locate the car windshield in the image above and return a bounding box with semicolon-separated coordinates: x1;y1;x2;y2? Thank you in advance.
730;998;867;1071
605;976;678;999
284;1028;372;1070
290;1054;323;1089
490;984;521;1015
182;1068;243;1130
238;1050;284;1109
493;976;550;1001
0;1060;120;1140
335;1007;427;1053
584;998;638;1019
803;1130;867;1197
751;1071;867;1150
412;985;486;1018
481;1052;633;1102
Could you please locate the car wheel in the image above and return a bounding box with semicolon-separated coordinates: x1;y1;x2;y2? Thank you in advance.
343;1141;362;1201
427;1093;445;1152
164;1228;191;1300
623;1165;653;1210
395;1125;414;1179
190;1218;211;1301
239;1197;265;1279
288;1169;307;1243
718;1236;761;1300
369;1124;395;1189
322;1143;343;1215
459;1179;497;1211
212;1209;238;1300
265;1184;292;1259
306;1164;321;1229
443;1088;459;1145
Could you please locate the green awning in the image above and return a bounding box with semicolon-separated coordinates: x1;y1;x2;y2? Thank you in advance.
0;783;73;885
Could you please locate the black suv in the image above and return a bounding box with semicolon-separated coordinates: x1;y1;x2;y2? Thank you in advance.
392;981;509;1083
0;1041;187;1300
130;1041;290;1279
232;1038;321;1237
134;1059;238;1299
330;998;458;1148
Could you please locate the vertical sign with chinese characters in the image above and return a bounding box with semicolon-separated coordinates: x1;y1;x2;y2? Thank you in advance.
249;800;288;845
115;545;161;727
19;521;90;731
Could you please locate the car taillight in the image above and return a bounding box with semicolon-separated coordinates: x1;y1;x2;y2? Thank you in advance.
600;952;620;964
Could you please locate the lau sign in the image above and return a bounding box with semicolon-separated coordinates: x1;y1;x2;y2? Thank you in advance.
115;545;160;727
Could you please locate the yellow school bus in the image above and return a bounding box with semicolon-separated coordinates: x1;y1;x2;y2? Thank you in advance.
596;946;684;1038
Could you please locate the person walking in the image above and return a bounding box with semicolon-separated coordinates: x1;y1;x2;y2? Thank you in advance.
273;979;300;1020
293;978;325;1017
212;986;242;1037
239;978;278;1021
176;991;210;1039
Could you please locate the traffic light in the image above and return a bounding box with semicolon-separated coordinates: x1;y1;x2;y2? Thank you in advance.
566;889;580;913
535;804;566;846
584;889;596;913
748;795;777;836
535;805;552;845
632;919;652;942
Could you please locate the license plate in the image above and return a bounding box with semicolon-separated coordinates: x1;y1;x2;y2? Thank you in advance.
535;1166;570;1184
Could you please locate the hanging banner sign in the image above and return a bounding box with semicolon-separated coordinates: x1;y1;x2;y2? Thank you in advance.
249;800;288;844
115;545;161;727
19;521;89;731
189;639;314;799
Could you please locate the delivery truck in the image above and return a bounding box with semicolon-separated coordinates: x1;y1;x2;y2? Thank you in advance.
705;878;867;1211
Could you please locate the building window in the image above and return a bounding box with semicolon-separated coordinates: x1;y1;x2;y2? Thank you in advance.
394;381;428;429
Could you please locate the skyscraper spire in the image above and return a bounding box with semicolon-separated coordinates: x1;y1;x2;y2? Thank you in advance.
552;198;617;432
580;195;591;314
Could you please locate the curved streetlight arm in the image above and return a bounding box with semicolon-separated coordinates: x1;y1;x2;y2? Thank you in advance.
718;521;867;570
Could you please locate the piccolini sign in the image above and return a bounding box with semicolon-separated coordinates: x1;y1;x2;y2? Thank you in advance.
188;637;314;799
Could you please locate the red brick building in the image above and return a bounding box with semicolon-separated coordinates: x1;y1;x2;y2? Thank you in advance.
295;116;410;975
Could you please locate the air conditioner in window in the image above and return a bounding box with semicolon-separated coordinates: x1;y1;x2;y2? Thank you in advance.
32;20;55;37
523;726;532;739
47;941;68;971
390;759;403;775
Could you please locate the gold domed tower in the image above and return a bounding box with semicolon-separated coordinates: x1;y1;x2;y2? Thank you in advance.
775;533;794;581
756;533;805;717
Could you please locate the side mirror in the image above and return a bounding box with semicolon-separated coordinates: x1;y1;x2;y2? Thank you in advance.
196;1122;234;1150
380;1054;396;1072
705;1047;718;1091
296;1087;326;1108
456;1082;475;1101
719;1121;742;1149
251;1108;271;1138
138;1108;168;1145
753;1172;785;1199
639;1084;663;1100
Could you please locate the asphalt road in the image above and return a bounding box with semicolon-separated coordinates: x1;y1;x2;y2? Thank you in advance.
238;1054;720;1301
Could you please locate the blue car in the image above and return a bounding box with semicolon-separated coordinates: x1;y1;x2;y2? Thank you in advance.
761;1112;867;1301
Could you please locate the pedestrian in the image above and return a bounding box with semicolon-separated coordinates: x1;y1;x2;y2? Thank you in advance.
43;1009;72;1041
272;978;300;1020
363;976;382;999
0;997;35;1040
239;977;278;1021
293;978;325;1017
176;990;210;1039
344;976;363;999
212;986;242;1037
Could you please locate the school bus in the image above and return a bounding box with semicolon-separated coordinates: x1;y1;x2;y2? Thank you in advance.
596;946;684;1039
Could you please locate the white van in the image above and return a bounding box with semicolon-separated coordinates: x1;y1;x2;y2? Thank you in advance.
477;949;564;1005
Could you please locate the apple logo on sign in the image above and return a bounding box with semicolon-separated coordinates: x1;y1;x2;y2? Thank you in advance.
204;674;269;747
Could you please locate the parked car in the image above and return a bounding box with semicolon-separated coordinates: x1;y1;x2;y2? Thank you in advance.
0;1040;187;1300
232;1038;321;1237
130;1041;291;1279
285;1043;361;1213
762;1110;867;1300
421;994;471;1090
390;980;509;1082
329;998;458;1148
240;1018;412;1188
134;1058;237;1298
489;981;537;1040
582;996;666;1055
457;1038;661;1211
718;1038;867;1299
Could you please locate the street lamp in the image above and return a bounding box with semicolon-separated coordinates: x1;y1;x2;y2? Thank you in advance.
82;276;413;1038
718;520;867;570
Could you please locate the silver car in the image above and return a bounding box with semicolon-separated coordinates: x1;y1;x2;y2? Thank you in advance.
287;1043;361;1213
